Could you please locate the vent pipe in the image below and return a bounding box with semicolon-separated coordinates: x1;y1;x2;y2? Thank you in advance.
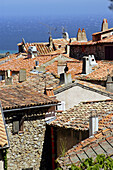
89;109;98;137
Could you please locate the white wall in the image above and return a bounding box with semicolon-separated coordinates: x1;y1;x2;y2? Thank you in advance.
55;86;111;110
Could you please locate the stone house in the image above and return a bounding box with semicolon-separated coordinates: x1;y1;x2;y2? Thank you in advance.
57;128;113;169
54;80;113;111
77;60;113;87
0;104;9;170
69;19;113;60
48;99;113;166
0;83;59;170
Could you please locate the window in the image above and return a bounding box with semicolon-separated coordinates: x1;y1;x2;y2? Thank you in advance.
13;116;24;134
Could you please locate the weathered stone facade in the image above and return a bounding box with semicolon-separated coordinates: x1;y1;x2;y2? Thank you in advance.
70;44;112;60
4;106;55;170
53;127;89;158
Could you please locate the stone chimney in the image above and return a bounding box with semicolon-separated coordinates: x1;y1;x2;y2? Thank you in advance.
101;19;108;31
82;28;87;41
89;110;98;137
77;28;82;41
19;69;26;82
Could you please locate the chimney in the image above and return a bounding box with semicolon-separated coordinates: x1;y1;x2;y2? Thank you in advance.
57;61;67;75
5;70;13;85
77;28;82;41
106;70;113;92
19;69;26;82
28;46;37;58
89;110;98;137
82;55;97;74
44;87;54;97
101;19;108;31
82;28;87;42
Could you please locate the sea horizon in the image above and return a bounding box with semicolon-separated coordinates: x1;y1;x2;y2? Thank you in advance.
0;13;113;53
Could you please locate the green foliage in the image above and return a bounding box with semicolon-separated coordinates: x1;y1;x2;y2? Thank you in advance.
2;149;8;170
55;154;113;170
59;138;67;157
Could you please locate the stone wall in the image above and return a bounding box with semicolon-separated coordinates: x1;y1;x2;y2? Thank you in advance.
70;44;105;60
5;107;55;170
7;117;46;170
56;127;88;157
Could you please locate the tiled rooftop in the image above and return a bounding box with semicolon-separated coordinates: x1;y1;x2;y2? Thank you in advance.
0;106;8;148
78;61;113;81
18;42;54;55
70;35;113;45
49;99;113;130
53;79;113;97
53;38;68;50
0;83;58;110
92;27;113;36
0;54;58;72
46;61;82;79
57;128;113;169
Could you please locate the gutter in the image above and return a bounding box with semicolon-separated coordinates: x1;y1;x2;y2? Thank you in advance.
3;103;59;113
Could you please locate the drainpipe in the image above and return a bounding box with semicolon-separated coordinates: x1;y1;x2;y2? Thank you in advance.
51;126;55;170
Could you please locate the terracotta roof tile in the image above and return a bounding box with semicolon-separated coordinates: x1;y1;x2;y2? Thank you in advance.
57;128;113;169
0;54;58;72
49;100;113;130
78;61;113;81
24;42;54;54
92;28;113;36
53;38;68;50
70;35;113;45
0;76;59;110
0;106;8;148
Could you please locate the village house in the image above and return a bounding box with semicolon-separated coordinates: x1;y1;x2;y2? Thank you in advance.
69;19;113;60
1;18;113;170
54;80;113;110
0;83;59;170
57;128;113;169
48;99;113;169
17;33;69;55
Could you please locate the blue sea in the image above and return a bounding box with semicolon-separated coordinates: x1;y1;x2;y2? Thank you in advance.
0;14;113;54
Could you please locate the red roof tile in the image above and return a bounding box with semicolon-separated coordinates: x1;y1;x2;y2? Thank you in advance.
57;128;113;169
78;61;113;81
0;106;8;147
